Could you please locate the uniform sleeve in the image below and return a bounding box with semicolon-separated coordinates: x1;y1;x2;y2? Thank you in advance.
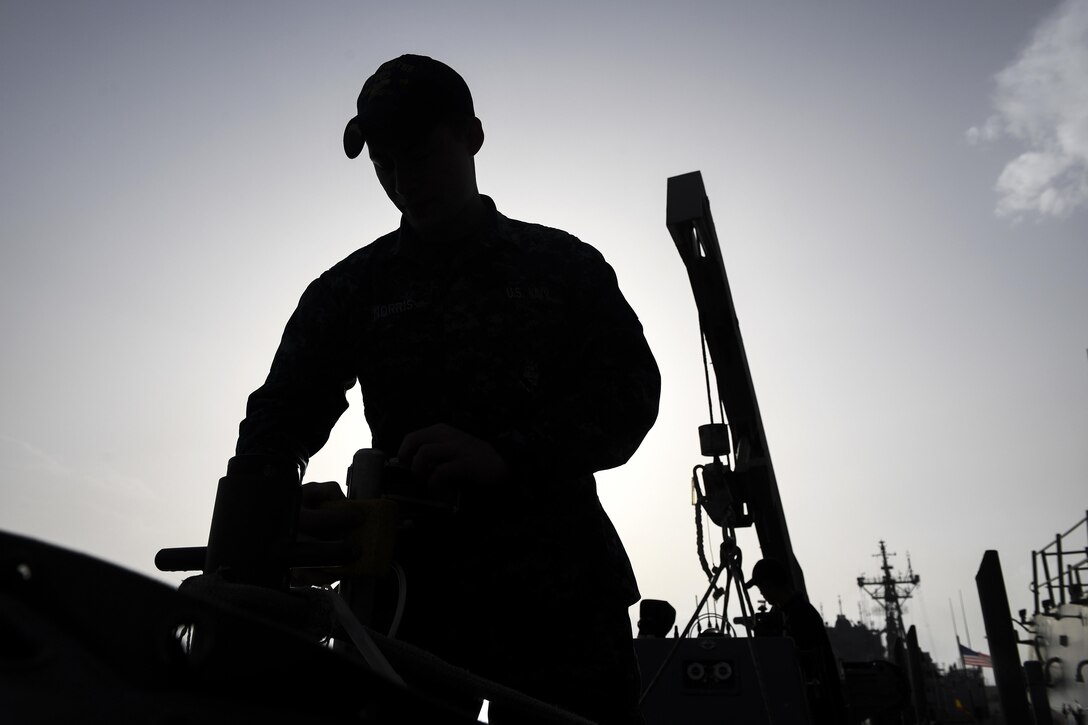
235;275;358;465
493;244;660;480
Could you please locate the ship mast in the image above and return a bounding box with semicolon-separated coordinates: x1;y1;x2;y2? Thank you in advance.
857;540;920;653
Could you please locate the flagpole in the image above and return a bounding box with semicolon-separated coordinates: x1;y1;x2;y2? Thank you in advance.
950;599;965;669
959;590;973;649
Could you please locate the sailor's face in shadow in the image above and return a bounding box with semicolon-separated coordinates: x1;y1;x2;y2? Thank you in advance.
367;119;483;240
755;582;788;607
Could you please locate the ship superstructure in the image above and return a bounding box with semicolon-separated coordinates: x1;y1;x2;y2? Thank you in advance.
1024;512;1088;721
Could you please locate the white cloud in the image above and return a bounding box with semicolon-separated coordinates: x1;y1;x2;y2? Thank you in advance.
971;0;1088;220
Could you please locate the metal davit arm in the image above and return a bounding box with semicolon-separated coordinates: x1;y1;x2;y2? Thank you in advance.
666;170;806;597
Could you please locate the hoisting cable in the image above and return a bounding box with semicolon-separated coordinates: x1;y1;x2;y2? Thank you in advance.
692;465;715;581
700;331;716;424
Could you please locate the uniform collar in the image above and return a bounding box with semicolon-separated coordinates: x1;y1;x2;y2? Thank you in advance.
392;194;504;261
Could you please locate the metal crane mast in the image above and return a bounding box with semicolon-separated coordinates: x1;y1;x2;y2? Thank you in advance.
666;170;805;596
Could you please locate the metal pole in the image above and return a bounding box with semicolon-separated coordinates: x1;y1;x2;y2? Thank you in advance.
1056;531;1065;606
1042;548;1055;608
976;550;1032;724
1032;550;1040;614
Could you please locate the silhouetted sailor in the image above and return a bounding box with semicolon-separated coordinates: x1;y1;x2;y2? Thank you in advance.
746;558;848;724
236;54;660;725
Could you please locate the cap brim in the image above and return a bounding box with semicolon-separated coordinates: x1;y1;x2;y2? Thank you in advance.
744;578;758;590
343;119;365;159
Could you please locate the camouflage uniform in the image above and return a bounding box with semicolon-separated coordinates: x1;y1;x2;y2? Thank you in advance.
238;196;660;724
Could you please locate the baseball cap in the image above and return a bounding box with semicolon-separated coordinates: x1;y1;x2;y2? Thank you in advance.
745;558;789;590
343;54;475;159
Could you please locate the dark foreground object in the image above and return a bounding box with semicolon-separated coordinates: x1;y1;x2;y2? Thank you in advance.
634;636;813;724
0;530;593;724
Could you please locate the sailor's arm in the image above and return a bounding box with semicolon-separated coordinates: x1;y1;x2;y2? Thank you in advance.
236;275;357;466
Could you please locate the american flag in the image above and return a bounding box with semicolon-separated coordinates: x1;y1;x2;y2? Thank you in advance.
959;643;993;668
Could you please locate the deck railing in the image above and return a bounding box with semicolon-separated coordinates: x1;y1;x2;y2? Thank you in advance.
1031;510;1088;613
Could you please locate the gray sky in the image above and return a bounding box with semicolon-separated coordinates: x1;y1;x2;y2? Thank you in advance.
2;0;1085;672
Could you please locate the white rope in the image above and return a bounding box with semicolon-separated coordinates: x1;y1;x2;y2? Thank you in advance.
324;589;406;688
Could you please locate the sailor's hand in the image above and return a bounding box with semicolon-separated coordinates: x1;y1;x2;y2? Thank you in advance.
297;480;365;540
293;481;366;587
398;423;510;491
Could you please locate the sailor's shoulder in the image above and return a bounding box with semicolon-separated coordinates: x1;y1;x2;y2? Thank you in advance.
497;215;607;268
